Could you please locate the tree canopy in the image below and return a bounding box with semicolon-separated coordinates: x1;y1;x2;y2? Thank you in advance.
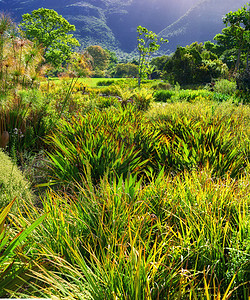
20;8;80;66
162;42;228;84
214;3;250;72
86;45;110;71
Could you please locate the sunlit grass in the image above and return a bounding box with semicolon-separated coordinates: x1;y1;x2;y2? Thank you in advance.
0;65;249;298
9;168;248;299
47;77;131;87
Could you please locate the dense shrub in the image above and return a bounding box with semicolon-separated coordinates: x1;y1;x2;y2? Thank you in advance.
113;63;138;78
132;88;153;111
45;104;248;188
153;89;174;102
213;79;237;95
96;96;119;110
163;43;228;85
236;67;250;92
0;90;53;156
153;89;213;103
96;79;115;86
0;150;32;209
45;107;153;185
14;169;250;299
151;81;171;90
101;85;121;97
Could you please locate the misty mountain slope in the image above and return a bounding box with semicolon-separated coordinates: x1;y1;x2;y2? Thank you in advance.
106;0;201;52
0;0;201;52
0;0;247;54
158;0;248;52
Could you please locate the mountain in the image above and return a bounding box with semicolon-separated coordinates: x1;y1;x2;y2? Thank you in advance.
0;0;247;55
158;0;248;53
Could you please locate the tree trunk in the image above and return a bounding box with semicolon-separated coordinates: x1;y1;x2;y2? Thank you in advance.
234;43;243;73
246;50;249;70
138;76;141;88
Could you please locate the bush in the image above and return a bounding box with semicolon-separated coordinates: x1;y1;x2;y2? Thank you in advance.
174;89;213;102
113;63;138;78
96;79;115;86
96;96;119;110
45;107;152;185
0;89;52;155
213;79;237;95
212;92;231;102
153;89;174;102
236;67;250;92
0;150;32;209
132;88;153;111
152;82;172;90
101;85;121;97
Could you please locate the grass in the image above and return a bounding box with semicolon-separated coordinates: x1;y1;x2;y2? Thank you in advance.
48;77;127;87
0;73;249;299
0;13;249;298
0;149;33;210
10;169;250;299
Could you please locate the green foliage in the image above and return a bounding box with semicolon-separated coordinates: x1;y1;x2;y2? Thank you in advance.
45;101;249;189
113;63;138;78
10;169;250;299
151;81;171;90
150;55;170;79
0;150;32;209
137;26;168;87
156;115;246;178
236;67;250;92
214;3;250;72
0;89;53;156
153;89;174;102
213;79;237;95
20;8;80;67
153;88;215;103
86;45;110;72
132;88;153;111
62;51;93;78
96;79;115;86
163;42;228;85
45;107;151;185
0;199;46;297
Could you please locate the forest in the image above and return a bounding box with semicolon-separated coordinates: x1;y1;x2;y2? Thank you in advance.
0;3;249;299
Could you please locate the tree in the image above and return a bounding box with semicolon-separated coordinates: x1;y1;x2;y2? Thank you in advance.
214;3;250;72
137;26;168;87
163;42;228;85
20;8;80;67
150;55;170;79
85;45;110;71
113;63;138;78
61;51;93;78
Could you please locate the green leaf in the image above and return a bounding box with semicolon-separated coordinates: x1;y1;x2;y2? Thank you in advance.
0;214;46;264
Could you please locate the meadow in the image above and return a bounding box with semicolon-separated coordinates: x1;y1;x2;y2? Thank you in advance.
0;72;249;300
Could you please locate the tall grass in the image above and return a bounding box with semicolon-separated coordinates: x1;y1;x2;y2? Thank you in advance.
11;169;250;299
45;103;249;189
0;199;46;297
0;32;249;298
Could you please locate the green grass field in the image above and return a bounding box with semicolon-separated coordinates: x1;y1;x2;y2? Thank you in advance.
48;77;129;87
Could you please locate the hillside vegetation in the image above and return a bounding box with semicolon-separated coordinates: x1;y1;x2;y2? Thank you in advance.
0;4;249;299
0;0;247;53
